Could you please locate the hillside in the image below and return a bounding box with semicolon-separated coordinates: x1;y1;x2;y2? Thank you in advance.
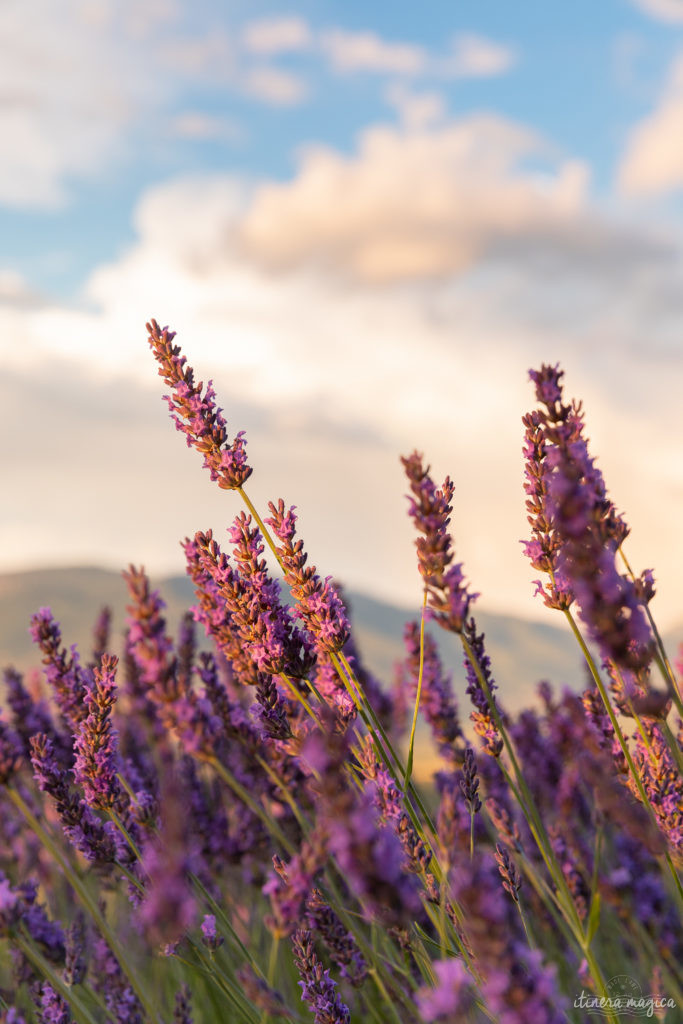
0;565;605;712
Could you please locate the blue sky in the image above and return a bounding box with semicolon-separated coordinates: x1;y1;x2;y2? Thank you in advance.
3;0;683;629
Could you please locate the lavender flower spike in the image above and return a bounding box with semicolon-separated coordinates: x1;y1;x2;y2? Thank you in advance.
73;654;122;810
146;319;252;489
265;500;350;655
401;452;478;634
292;928;350;1024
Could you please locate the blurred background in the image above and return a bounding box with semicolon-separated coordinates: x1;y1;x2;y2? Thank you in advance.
2;0;683;643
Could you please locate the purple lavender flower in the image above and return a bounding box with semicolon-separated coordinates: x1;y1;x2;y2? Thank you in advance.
292;929;350;1024
173;983;193;1024
63;914;87;987
90;606;112;668
462;621;504;758
147;319;252;489
264;500;350;655
138;767;198;947
1;1010;28;1024
0;873;65;964
305;889;367;987
417;957;475;1022
252;675;292;741
235;965;295;1019
360;750;430;875
495;843;521;903
0;717;22;785
176;611;196;691
483;945;567;1024
30;734;117;865
73;654;121;810
3;667;57;758
460;746;482;815
123;567;175;693
91;933;143;1024
38;984;71;1024
264;841;325;937
29;609;89;731
199;914;224;952
631;724;683;861
301;719;422;928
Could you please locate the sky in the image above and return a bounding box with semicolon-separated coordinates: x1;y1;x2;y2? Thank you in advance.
3;0;683;632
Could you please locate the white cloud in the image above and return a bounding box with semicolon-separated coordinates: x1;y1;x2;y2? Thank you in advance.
238;116;590;282
242;66;309;106
440;33;517;78
618;53;683;196
168;111;242;142
629;0;683;22
384;85;448;130
0;0;167;207
241;16;313;55
4;160;683;630
320;29;426;75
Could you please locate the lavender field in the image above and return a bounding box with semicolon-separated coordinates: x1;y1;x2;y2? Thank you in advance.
1;320;681;1023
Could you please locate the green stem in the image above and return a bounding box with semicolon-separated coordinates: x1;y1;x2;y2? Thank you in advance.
15;930;107;1024
7;786;161;1023
205;755;296;855
618;547;683;713
405;589;428;789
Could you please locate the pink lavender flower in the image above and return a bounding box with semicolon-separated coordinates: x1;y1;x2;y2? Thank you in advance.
183;534;259;687
401;452;478;633
265;500;350;655
631;724;683;861
264;842;325;937
229;511;315;678
73;654;121;810
292;929;350;1024
417;957;475;1022
147;319;252;489
525;364;653;676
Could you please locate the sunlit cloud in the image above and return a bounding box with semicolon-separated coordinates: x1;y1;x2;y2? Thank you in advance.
619;53;683;195
629;0;683;23
241;15;314;55
238;116;590;282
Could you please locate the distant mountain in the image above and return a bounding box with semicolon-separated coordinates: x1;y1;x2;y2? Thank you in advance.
0;565;615;709
3;566;680;781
